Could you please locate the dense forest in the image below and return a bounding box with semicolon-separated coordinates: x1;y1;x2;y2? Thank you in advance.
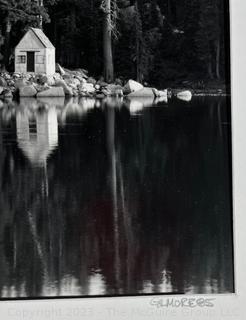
0;0;230;87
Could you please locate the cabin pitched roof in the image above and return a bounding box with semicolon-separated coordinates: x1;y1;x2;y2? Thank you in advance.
16;28;55;50
30;28;55;49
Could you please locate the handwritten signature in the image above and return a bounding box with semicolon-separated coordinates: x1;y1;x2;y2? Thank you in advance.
149;297;216;308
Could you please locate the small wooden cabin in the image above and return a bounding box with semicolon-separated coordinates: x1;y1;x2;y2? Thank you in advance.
15;28;55;75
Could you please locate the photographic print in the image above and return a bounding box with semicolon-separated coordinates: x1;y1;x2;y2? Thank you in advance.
0;0;234;299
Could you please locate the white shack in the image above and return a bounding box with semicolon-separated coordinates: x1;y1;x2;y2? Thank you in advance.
15;28;55;75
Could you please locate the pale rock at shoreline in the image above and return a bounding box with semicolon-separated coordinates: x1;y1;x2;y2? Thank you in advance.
153;88;168;98
15;79;29;89
105;84;124;96
19;85;37;97
54;73;62;80
37;87;65;97
0;77;7;87
71;78;81;87
123;80;144;94
79;83;96;94
47;76;56;86
177;90;192;102
56;63;66;76
55;79;73;96
127;87;155;97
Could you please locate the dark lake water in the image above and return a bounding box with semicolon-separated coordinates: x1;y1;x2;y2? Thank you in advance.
0;95;234;298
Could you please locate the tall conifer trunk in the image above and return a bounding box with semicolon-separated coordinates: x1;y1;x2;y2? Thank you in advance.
215;39;221;80
3;17;12;71
103;0;114;82
38;0;44;29
135;0;143;83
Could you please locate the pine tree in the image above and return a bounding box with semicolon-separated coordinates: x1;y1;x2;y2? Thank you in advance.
0;0;52;69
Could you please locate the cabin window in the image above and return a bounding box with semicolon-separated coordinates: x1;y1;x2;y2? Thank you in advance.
36;55;45;64
17;55;26;64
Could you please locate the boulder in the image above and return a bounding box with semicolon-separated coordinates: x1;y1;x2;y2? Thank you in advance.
104;84;123;96
39;75;49;85
74;75;85;83
37;87;65;97
19;85;37;97
97;80;108;87
32;83;50;93
123;80;143;94
72;78;81;87
127;87;155;97
158;89;168;97
56;63;66;75
4;74;11;80
87;77;97;85
1;89;13;99
0;86;4;95
53;73;62;81
7;80;15;87
115;78;123;86
79;83;96;94
13;73;21;79
152;88;168;98
66;78;81;88
46;76;56;86
177;90;192;102
55;79;73;96
15;79;29;89
155;95;168;104
72;88;79;96
0;76;7;87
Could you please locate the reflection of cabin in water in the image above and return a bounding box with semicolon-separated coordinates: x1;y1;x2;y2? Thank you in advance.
16;107;58;166
15;28;55;75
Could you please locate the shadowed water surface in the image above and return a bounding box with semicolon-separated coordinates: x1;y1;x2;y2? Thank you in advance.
0;96;233;298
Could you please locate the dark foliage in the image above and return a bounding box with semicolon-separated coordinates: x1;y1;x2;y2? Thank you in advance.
0;0;230;87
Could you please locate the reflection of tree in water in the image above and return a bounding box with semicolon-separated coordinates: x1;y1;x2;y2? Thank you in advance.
0;97;233;298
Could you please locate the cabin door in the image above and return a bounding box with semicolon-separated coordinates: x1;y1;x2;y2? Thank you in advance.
27;52;35;72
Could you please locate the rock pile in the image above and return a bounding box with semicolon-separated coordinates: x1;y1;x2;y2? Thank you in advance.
0;69;168;100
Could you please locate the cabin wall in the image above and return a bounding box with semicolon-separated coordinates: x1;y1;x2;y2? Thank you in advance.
45;48;56;75
35;49;46;74
15;48;47;74
15;49;27;74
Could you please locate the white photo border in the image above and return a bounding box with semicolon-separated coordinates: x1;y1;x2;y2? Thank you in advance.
0;0;245;319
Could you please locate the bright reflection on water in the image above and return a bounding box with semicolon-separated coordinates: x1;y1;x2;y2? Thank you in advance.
0;95;234;298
